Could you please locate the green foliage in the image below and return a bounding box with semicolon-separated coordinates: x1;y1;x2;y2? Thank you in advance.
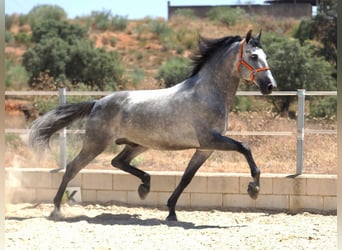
66;41;124;90
129;68;145;87
262;34;336;117
91;10;112;30
5;31;15;44
23;37;69;86
111;15;129;31
149;19;172;38
5;60;29;89
156;57;191;88
27;4;67;28
5;14;14;30
309;96;336;119
294;0;336;69
14;32;31;46
231;96;252;112
91;10;128;31
31;19;87;44
23;19;124;90
208;7;245;26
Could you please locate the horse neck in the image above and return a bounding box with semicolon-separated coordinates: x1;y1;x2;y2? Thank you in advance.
197;42;241;109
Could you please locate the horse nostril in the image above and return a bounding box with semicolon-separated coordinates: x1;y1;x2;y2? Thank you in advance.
267;83;273;93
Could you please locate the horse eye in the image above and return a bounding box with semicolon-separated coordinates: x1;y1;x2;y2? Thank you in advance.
251;54;258;60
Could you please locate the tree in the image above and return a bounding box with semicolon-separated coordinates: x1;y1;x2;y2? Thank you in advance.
294;0;337;70
23;18;124;90
262;34;336;117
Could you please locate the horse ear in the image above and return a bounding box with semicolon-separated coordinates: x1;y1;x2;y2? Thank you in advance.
198;35;208;53
246;30;252;43
256;29;262;41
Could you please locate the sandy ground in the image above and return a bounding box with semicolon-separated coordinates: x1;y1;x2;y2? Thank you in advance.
5;203;336;250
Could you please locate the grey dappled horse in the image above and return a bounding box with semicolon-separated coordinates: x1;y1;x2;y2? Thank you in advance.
29;30;276;221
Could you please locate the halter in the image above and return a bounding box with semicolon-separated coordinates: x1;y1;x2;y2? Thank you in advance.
237;38;270;83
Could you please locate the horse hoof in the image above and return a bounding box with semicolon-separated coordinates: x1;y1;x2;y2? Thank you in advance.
49;208;64;221
138;184;150;200
166;214;178;222
247;182;260;200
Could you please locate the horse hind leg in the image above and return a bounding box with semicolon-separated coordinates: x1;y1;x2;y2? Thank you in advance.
111;143;149;200
50;136;109;219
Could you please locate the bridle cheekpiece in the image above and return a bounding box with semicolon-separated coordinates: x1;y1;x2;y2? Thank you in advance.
237;38;270;83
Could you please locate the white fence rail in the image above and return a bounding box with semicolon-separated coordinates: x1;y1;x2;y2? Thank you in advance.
5;89;337;174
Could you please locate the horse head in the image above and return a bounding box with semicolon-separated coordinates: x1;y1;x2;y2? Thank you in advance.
237;30;277;95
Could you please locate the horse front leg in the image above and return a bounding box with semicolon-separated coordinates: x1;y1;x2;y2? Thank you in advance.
167;150;213;221
205;132;260;200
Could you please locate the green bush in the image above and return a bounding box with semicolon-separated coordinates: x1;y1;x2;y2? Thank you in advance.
66;41;124;90
262;33;336;117
309;96;336;119
23;19;124;90
5;31;14;44
28;4;67;29
91;10;128;31
111;15;128;31
130;69;145;87
5;60;29;89
5;14;14;30
14;32;31;46
156;57;191;87
208;7;245;26
31;19;87;44
231;96;252;112
149;19;171;38
91;10;112;30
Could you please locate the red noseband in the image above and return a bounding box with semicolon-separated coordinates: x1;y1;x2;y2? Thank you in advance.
237;39;270;83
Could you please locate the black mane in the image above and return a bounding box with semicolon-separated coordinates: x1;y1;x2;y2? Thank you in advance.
190;35;242;77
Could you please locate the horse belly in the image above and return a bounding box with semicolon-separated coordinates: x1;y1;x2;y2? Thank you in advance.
121;114;200;150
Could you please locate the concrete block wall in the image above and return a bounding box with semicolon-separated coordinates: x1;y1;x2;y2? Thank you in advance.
5;168;336;212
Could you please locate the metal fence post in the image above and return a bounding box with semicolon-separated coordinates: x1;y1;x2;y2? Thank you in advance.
296;89;305;175
59;88;67;169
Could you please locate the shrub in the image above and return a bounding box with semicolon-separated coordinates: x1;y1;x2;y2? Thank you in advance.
5;14;14;30
91;10;128;31
130;69;145;87
149;19;171;38
208;7;245;26
5;31;14;44
23;17;125;90
5;61;29;89
308;96;336;119
14;32;31;46
111;15;128;31
28;4;67;28
66;41;124;90
156;57;191;88
231;96;252;112
262;33;336;117
23;37;69;86
31;19;87;44
91;10;111;30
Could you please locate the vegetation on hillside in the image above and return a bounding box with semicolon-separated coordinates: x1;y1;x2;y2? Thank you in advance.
5;4;336;119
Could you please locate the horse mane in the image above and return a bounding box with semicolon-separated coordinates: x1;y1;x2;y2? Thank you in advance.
189;35;242;77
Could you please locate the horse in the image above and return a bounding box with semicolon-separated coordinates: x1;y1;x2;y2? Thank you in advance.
29;30;276;221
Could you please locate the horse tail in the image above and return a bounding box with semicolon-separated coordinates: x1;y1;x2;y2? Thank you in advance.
29;101;96;152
